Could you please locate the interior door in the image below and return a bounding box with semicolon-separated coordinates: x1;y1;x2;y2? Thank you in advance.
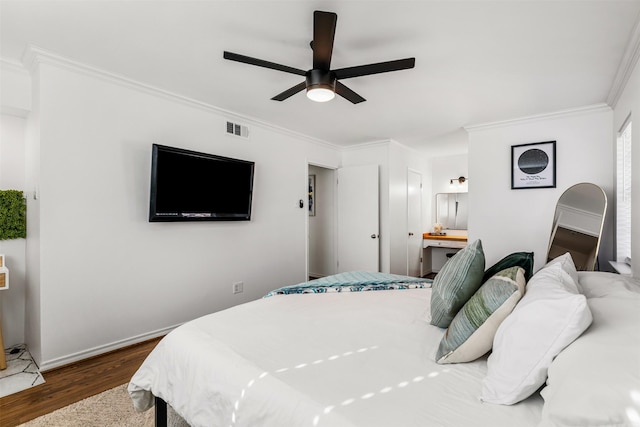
407;170;422;277
337;164;379;272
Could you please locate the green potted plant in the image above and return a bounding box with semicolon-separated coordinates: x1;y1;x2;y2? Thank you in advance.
0;190;26;240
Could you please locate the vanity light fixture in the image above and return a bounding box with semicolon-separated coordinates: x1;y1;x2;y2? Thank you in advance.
450;176;467;185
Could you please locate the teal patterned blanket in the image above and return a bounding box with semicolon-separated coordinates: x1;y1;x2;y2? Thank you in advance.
264;271;432;298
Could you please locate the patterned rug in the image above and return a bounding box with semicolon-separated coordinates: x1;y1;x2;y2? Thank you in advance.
0;344;45;398
20;383;188;427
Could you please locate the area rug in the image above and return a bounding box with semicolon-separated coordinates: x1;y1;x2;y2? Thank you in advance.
19;383;189;427
0;344;45;398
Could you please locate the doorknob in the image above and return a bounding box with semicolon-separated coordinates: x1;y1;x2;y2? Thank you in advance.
370;234;378;239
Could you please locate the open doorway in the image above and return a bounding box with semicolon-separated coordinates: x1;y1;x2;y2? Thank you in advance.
308;164;336;279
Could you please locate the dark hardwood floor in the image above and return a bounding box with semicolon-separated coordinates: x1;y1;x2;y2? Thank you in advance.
0;337;162;427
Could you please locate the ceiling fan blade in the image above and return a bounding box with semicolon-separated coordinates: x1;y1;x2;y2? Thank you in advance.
224;51;306;76
335;81;366;104
271;81;307;101
333;58;416;80
312;11;337;70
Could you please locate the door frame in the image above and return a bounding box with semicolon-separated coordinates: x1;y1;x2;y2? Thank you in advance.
406;168;423;276
306;161;338;281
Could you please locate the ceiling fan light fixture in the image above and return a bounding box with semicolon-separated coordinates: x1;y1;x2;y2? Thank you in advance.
306;86;335;102
306;69;336;102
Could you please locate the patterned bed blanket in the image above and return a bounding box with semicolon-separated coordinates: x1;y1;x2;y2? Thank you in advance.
264;271;432;297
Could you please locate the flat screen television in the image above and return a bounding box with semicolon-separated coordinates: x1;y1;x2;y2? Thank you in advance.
149;144;255;222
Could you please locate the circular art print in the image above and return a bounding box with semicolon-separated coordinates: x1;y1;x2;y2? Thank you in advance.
518;148;549;174
511;141;556;189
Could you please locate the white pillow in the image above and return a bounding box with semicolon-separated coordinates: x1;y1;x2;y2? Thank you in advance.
481;262;593;405
544;252;580;290
540;273;640;426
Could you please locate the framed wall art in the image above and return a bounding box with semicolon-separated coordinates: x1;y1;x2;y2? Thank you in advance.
511;141;556;189
308;174;316;216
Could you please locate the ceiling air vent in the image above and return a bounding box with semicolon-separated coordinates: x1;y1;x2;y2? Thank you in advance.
226;121;249;139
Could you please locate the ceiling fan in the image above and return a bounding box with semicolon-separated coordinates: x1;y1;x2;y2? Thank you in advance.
223;10;416;104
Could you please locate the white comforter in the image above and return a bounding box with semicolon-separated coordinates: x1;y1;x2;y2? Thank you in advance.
129;288;543;427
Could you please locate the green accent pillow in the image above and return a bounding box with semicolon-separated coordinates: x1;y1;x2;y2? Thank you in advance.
430;239;485;328
436;266;526;364
483;252;534;283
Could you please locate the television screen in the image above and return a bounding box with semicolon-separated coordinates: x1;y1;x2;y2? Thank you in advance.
149;144;255;222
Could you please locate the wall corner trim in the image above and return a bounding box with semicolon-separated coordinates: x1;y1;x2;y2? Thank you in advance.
607;16;640;108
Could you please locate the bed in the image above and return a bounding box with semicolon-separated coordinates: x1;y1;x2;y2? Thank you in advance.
129;246;640;427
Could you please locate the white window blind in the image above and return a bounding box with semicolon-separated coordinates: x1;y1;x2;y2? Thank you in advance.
616;121;632;262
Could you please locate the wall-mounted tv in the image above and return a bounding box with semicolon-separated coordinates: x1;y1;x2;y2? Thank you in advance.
149;144;255;222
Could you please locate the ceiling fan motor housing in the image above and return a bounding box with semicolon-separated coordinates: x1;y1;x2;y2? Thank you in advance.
306;69;336;92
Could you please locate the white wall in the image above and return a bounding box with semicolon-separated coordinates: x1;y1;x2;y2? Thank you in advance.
0;59;31;116
24;65;42;363
612;53;639;277
308;165;335;278
0;60;32;349
467;105;614;272
23;55;340;369
431;154;469;196
429;153;469;235
0;114;27;348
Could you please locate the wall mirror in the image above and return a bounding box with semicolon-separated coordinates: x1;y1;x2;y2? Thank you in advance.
547;183;607;270
436;193;468;230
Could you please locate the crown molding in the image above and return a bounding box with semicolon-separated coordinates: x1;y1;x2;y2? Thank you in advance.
341;138;393;152
607;14;640;108
20;45;342;151
463;103;611;133
0;57;29;75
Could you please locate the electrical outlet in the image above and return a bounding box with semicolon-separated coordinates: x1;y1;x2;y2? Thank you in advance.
232;281;244;294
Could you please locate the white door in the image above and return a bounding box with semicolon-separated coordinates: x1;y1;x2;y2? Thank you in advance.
407;170;422;277
337;165;379;272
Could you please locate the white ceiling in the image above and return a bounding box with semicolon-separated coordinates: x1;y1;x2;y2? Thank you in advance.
2;1;639;156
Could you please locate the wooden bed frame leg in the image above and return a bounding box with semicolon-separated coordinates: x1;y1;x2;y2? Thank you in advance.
155;395;168;427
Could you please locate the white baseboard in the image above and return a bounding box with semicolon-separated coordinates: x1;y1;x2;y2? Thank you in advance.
39;323;181;372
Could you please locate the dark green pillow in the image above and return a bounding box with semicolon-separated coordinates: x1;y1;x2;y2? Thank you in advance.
483;252;534;282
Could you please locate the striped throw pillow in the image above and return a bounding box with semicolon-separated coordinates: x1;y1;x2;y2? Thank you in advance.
430;239;485;328
436;266;526;364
